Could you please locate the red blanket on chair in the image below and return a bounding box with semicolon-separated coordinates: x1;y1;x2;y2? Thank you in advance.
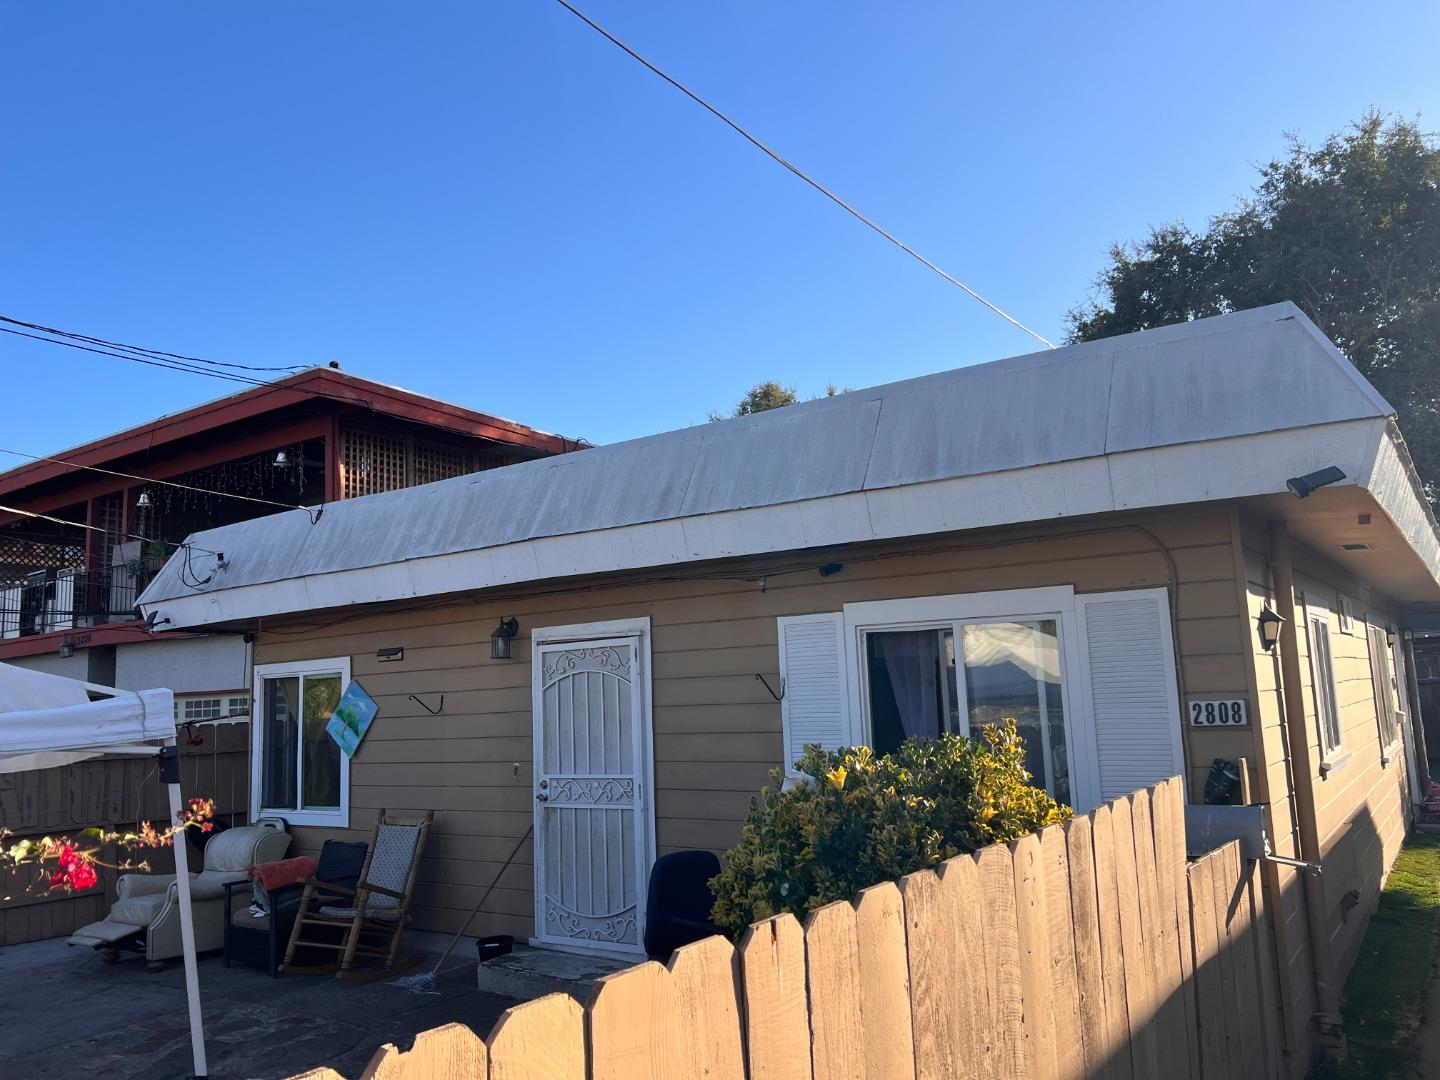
251;856;317;892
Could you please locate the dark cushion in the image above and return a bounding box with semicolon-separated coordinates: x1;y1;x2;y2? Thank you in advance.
644;850;722;959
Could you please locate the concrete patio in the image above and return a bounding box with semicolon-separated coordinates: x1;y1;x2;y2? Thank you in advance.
0;938;521;1080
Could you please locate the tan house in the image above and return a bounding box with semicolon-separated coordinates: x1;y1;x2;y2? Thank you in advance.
136;303;1434;1071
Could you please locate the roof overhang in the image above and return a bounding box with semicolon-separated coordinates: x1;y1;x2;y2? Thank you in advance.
139;414;1440;628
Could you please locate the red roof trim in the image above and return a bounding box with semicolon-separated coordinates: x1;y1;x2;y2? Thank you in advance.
0;368;578;496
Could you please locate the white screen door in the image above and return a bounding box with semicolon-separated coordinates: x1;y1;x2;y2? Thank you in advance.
533;635;649;953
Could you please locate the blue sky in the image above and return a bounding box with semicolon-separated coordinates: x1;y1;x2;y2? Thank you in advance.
2;1;1437;453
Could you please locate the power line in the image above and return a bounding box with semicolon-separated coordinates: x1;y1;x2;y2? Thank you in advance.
0;315;307;373
548;0;1055;350
0;446;320;520
0;502;220;557
0;318;583;449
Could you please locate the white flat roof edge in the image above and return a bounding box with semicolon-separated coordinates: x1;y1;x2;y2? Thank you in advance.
142;418;1429;630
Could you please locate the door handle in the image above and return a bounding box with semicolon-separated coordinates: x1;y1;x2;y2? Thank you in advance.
535;792;549;803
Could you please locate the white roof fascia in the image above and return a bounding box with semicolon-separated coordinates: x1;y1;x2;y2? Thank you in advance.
142;417;1394;630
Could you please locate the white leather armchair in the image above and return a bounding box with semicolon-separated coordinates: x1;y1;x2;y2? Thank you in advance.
69;825;291;969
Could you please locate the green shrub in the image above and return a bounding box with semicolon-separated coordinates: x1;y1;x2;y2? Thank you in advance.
708;721;1072;935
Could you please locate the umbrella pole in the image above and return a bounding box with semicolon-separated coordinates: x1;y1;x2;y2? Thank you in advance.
161;741;209;1078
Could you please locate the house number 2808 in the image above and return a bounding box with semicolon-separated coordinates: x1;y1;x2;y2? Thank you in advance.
1188;699;1249;726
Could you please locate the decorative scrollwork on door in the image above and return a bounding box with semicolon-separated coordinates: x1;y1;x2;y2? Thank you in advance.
547;776;635;804
542;647;631;683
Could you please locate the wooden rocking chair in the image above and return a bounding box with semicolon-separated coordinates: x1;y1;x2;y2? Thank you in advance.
282;809;433;981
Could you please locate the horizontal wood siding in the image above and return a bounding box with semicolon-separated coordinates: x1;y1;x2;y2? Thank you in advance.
253;508;1247;942
1238;514;1414;1069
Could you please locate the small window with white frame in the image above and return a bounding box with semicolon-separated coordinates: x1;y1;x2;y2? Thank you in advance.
176;694;251;723
1307;614;1343;760
1367;622;1401;752
252;658;351;827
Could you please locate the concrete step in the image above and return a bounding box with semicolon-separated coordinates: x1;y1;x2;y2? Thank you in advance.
475;943;636;1002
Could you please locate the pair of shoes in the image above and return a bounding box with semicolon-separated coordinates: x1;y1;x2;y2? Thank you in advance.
249;903;268;919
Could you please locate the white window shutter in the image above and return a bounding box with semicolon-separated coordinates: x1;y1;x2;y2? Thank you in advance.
776;613;851;776
1075;588;1185;801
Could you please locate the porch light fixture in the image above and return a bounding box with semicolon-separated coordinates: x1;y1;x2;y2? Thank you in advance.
1286;466;1346;499
490;617;519;660
135;491;153;509
1387;629;1397;649
376;646;404;663
273;450;289;467
1256;607;1284;653
58;638;75;659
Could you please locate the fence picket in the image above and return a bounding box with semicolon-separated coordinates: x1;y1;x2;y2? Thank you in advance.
1012;833;1057;1080
740;915;812;1080
487;993;585;1080
670;935;747;1080
1109;795;1157;1078
1188;851;1226;1078
1208;844;1248;1079
976;843;1028;1077
902;857;988;1079
806;900;863;1080
588;961;675;1080
1149;778;1201;1080
853;882;916;1080
358;1023;486;1080
1087;804;1134;1080
1039;825;1085;1080
1063;815;1111;1080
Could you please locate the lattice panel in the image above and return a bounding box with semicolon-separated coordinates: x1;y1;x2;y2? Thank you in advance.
413;440;473;486
341;429;408;498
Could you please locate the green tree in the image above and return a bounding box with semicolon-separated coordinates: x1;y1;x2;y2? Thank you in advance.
709;380;852;421
1070;113;1440;498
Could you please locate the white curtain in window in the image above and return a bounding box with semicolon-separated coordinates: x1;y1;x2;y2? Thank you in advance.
875;630;941;740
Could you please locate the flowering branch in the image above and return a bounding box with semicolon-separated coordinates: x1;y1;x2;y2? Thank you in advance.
1;797;217;896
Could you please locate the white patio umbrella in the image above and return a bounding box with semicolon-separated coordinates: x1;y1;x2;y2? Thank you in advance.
0;661;208;1078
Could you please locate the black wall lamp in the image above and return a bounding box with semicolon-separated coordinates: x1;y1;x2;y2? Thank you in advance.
1286;466;1346;499
491;617;520;660
376;647;404;663
1257;607;1284;653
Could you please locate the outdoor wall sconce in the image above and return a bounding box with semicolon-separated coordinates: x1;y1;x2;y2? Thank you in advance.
818;562;844;577
58;638;75;659
376;647;404;663
273;450;289;467
135;491;153;509
1386;629;1397;649
1286;466;1346;499
1256;607;1284;652
491;617;519;660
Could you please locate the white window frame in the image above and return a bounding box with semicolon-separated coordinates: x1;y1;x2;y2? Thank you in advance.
251;657;351;828
1305;612;1343;765
1367;620;1401;757
841;586;1100;809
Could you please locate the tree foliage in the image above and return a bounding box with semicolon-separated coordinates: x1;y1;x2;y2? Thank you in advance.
1070;113;1440;497
709;380;853;421
708;722;1071;935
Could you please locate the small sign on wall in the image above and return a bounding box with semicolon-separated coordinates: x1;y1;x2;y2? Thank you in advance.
1188;698;1249;727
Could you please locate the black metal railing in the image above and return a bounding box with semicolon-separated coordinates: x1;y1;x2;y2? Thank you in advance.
0;558;164;638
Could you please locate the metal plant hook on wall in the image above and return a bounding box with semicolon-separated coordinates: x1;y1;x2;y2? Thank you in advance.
408;693;444;715
754;674;785;702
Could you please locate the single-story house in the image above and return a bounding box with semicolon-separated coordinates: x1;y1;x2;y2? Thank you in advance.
137;302;1434;1067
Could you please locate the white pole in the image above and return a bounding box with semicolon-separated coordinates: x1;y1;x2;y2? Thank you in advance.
165;739;209;1078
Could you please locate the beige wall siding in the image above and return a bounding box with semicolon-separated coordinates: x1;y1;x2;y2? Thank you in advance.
252;508;1246;942
1238;515;1414;1060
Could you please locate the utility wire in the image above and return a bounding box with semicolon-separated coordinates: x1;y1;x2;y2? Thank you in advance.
0;446;319;519
0;502;221;557
548;0;1055;350
0;315;307;373
0;319;582;449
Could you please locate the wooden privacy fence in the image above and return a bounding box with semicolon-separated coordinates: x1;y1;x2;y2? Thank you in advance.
0;721;249;945
295;777;1285;1080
